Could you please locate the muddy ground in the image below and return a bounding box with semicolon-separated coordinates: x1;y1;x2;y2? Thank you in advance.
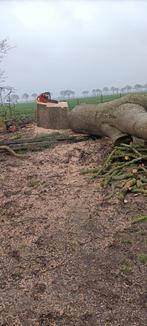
0;127;147;325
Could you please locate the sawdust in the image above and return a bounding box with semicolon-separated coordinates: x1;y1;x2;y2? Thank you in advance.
0;132;146;325
32;124;75;136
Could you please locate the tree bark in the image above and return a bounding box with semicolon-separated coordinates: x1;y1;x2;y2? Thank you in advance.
68;94;147;144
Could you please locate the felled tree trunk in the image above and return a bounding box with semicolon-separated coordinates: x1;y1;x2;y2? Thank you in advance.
69;94;147;144
37;102;69;129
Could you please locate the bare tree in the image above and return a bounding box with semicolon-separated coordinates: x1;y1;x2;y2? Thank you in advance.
67;90;75;98
0;87;5;104
120;87;125;94
110;86;115;95
114;87;119;95
11;94;19;103
82;90;89;97
31;93;37;101
22;93;29;102
4;86;15;103
123;85;132;94
92;89;96;96
64;90;69;98
134;84;143;93
0;39;10;84
60;90;66;99
61;90;75;99
70;90;75;98
95;89;102;96
0;39;15;110
103;87;109;95
110;87;119;95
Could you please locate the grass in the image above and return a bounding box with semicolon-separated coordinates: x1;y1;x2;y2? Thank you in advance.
120;262;132;273
121;239;132;245
138;253;147;264
132;215;147;224
28;179;40;188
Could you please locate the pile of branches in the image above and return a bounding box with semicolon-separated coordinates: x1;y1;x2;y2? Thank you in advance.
82;143;147;201
0;133;91;158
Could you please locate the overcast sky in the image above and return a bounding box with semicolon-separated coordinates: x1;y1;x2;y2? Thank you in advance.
0;0;147;97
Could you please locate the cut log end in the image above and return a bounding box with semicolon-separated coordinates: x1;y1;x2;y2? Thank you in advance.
114;135;133;146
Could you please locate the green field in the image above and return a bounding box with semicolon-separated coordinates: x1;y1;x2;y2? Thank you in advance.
0;94;121;122
68;94;121;109
0;102;36;121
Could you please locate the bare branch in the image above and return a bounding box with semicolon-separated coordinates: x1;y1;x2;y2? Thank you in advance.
0;69;5;84
0;39;10;61
0;39;12;85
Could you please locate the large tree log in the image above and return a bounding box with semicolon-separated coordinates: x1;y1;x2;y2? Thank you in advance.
68;94;147;144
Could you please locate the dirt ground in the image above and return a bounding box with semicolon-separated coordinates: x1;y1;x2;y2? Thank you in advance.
0;126;147;325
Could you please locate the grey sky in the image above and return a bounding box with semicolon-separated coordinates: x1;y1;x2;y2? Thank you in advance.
0;0;147;97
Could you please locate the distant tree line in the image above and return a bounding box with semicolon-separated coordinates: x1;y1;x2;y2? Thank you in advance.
59;84;147;100
12;84;147;103
0;90;38;104
84;84;147;98
1;86;147;106
60;90;75;98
